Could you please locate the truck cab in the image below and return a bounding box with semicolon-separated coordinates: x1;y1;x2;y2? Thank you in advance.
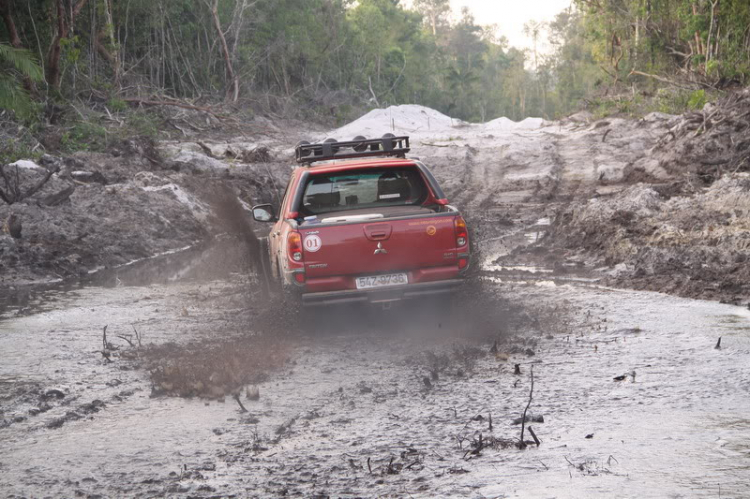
252;136;469;306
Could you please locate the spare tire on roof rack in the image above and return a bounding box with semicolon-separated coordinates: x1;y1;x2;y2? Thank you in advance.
381;133;399;151
296;140;311;157
352;135;367;152
323;137;339;154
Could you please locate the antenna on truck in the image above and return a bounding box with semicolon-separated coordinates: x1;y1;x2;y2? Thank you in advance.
295;134;410;165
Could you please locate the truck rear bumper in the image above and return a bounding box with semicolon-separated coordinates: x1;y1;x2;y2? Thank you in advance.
301;279;463;307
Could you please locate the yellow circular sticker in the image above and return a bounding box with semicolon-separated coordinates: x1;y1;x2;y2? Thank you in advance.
426;225;437;236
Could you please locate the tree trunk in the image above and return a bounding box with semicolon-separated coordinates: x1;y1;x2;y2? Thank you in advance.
46;0;89;90
706;0;719;71
0;0;23;48
205;0;239;102
634;15;640;69
230;0;248;64
102;0;121;87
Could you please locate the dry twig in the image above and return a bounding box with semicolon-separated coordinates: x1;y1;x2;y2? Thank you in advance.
519;365;535;447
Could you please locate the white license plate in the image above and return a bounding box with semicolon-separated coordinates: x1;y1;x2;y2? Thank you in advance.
355;273;408;290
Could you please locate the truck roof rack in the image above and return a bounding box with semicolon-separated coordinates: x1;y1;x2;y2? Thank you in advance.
296;136;410;165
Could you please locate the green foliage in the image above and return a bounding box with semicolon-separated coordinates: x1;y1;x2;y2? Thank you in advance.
0;44;43;81
123;110;161;138
588;96;641;119
572;0;750;85
58;109;160;153
649;88;714;115
59;36;82;67
107;98;128;113
0;44;43;120
61;121;107;153
687;89;707;110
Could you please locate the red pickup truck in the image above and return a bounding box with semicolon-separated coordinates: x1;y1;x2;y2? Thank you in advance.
252;135;469;306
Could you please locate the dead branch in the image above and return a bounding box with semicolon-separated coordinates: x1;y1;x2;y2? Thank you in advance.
628;70;700;90
116;334;135;347
404;459;420;470
0;163;60;205
132;325;142;347
528;426;541;446
232;393;248;413
22;165;58;200
368;76;380;107
386;456;396;474
197;141;216;158
123;98;224;119
101;325;112;363
519;365;534;446
0;165;14;204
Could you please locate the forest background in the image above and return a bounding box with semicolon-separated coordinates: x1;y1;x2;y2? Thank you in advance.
0;0;749;159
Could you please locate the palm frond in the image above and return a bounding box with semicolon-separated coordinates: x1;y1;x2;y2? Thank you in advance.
0;44;44;82
0;74;34;118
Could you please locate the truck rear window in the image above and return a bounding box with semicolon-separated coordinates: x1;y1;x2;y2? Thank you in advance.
300;167;428;215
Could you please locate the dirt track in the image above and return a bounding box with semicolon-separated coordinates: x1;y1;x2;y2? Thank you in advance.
2;100;750;497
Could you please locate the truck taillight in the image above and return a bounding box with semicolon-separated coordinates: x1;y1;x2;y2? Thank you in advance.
454;216;468;247
288;231;303;262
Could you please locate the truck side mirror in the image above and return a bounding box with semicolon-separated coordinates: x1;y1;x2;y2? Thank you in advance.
252;204;276;222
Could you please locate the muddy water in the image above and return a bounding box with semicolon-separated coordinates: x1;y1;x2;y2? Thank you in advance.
2;251;749;497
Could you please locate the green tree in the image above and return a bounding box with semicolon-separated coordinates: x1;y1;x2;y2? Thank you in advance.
546;7;599;115
414;0;450;36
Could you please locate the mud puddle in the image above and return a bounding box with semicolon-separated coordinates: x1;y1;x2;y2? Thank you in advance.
2;255;750;497
0;236;249;320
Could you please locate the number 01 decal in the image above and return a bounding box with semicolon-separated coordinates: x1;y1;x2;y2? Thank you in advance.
303;234;322;252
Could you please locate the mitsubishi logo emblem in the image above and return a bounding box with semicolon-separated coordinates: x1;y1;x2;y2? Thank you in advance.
374;242;388;255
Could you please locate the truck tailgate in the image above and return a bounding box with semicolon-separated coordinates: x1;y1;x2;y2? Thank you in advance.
300;215;459;279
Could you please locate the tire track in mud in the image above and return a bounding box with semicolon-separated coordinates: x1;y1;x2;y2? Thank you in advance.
423;131;568;270
435;145;482;208
531;133;567;202
552;128;599;200
458;147;496;209
426;142;508;210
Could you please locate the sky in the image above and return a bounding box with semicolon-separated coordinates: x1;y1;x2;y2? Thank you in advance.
450;0;573;54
